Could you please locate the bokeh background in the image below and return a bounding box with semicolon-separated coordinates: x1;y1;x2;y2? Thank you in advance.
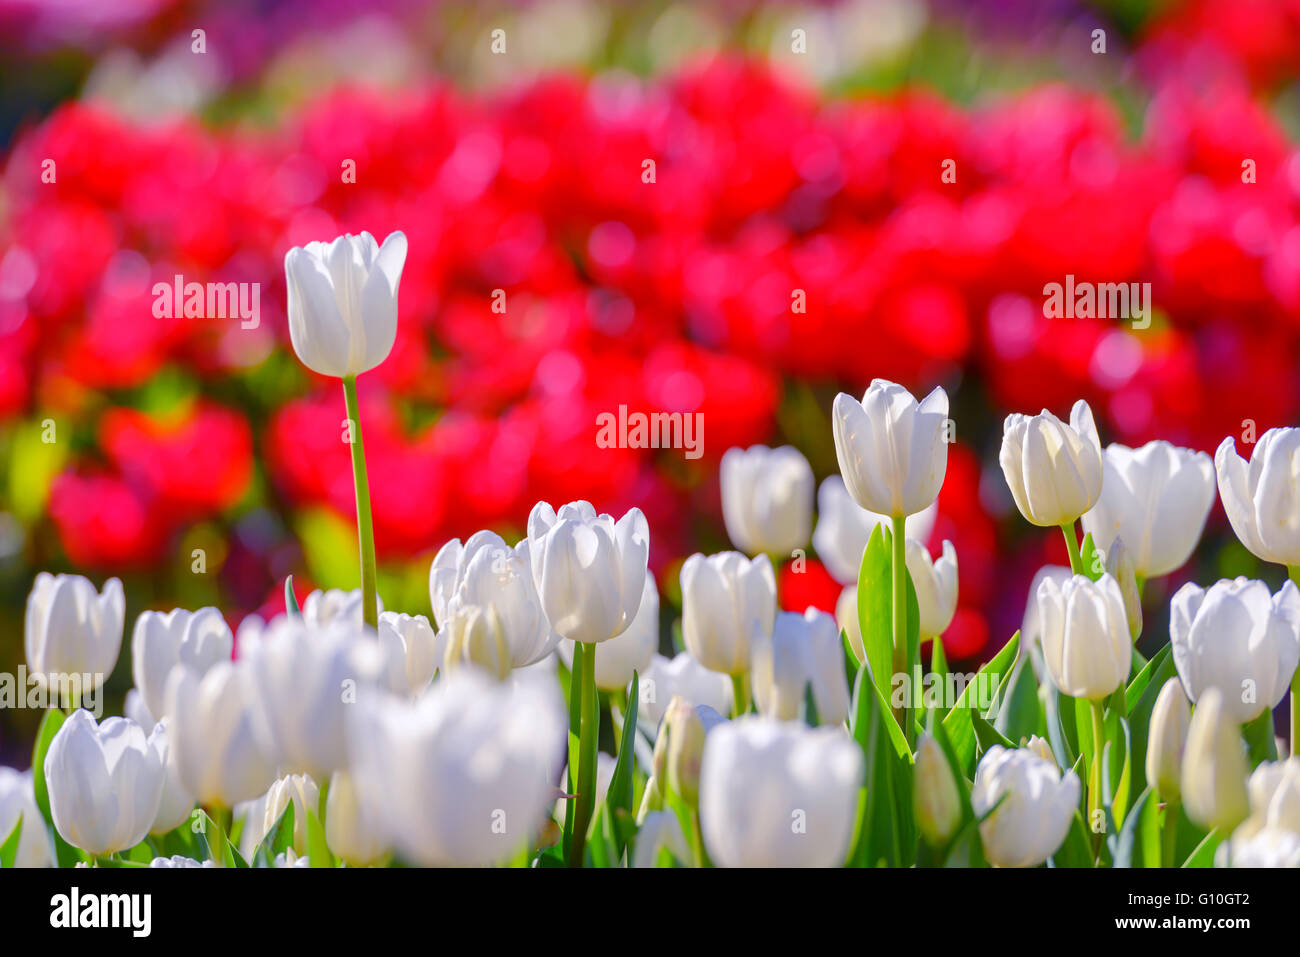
2;0;1299;762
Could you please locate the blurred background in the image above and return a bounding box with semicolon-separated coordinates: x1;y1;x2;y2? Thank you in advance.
1;0;1299;762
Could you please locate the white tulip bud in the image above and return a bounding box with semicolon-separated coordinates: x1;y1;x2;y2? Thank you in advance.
25;573;124;702
720;444;814;556
1170;577;1300;723
750;607;850;725
149;718;196;836
1216;428;1300;566
261;773;319;855
284;230;407;379
681;551;776;675
973;745;1080;868
132;606;232;723
0;768;54;868
1104;537;1143;642
377;611;438;695
640;652;734;728
999;400;1103;527
43;711;165;856
832;379;949;518
914;733;962;847
1146;678;1192;801
326;770;388;867
1036;573;1132;700
1181;688;1250;832
905;539;958;640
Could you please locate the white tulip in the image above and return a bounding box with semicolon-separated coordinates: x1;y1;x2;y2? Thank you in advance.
526;501;649;645
1170;578;1300;723
558;573;658;691
1219;823;1300;867
301;587;382;630
1019;565;1072;650
1216;428;1300;566
245;618;397;779
0;768;54;867
973;745;1080;868
262;773;319;855
813;477;936;586
347;670;566;866
149;855;213;868
1036;573;1132;700
326;770;387;867
284;230;407;378
835;586;864;663
832;379;949;519
1104;537;1143;642
1082;441;1215;577
700;717;862;867
149;719;196;836
1145;678;1192;802
1182;688;1250;832
430;530;558;669
164;660;278;807
377;611;438;694
750;608;850;726
124;689;155;731
436;603;511;680
999;400;1103;527
640;652;734;728
720;444;814;555
131;607;232;724
905;539;958;639
631;810;690;868
914;732;962;847
680;551;776;675
1246;757;1300;833
25;573;123;699
43;711;165;856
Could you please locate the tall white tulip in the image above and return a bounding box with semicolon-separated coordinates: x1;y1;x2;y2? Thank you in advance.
1216;428;1300;566
999;400;1103;528
720;444;814;556
699;717;862;867
429;530;558;669
0;768;54;867
347;670;566;866
245;618;397;780
149;719;196;836
326;770;387;867
750;608;850;725
1181;688;1250;832
164;660;278;808
526;501;650;645
301;587;382;630
131;607;232;725
284;230;407;379
813;477;936;586
25;573;123;699
262;774;320;855
973;745;1080;868
832;379;949;518
1036;573;1132;700
1170;578;1300;723
640;652;734;728
905;539;958;640
680;551;776;676
1146;678;1192;802
557;573;659;691
1081;441;1215;577
43;711;165;857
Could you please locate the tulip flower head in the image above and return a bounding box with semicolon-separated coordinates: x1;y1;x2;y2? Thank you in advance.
1145;677;1192;802
750;607;851;725
904;539;958;641
0;768;55;868
557;573;659;691
720;444;814;556
999;400;1103;527
832;379;949;519
813;476;937;586
681;551;777;676
1216;427;1300;567
1181;688;1250;832
131;606;233;726
1035;573;1132;700
973;745;1080;868
284;230;407;379
25;573;124;702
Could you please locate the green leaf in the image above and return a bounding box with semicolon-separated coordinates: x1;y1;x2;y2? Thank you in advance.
1182;829;1223;868
1125;645;1177;792
942;632;1020;778
1041;683;1077;771
971;711;1016;756
856;524;894;707
285;575;302;618
1110;786;1150;869
31;708;80;869
929;635;949;721
990;648;1041;743
254;801;296;867
605;671;639;856
804;682;821;728
1051;811;1096;868
849;667;911;867
1079;532;1104;581
0;813;22;868
306;810;332;868
1243;710;1279;768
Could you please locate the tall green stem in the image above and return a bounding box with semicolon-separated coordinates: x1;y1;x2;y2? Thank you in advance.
341;375;378;630
890;515;911;743
1161;801;1180;868
1088;700;1105;854
569;641;599;868
1289;566;1300;757
1060;522;1084;576
730;672;750;717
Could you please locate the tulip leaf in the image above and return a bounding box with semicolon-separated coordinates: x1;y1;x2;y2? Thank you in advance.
1181;829;1222;868
1243;710;1278;768
606;672;639;856
0;813;21;868
849;667;913;866
1051;811;1095;868
804;682;821;727
1124;642;1171;712
928;636;949;720
856;524;894;706
31;708;81;869
1125;645;1177;792
941;632;1020;777
125;840;153;864
254;801;296;867
1041;683;1077;771
990;647;1040;744
971;712;1015;757
1078;533;1104;581
285;575;301;618
306;809;332;868
1109;786;1150;869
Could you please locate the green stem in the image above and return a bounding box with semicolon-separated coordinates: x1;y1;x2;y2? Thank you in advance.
209;805;231;868
890;515;911;744
342;375;379;631
730;672;750;717
1088;700;1105;855
1060;522;1084;576
1290;567;1300;757
1161;800;1179;869
569;642;599;868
